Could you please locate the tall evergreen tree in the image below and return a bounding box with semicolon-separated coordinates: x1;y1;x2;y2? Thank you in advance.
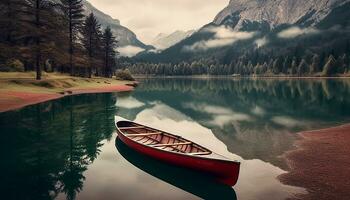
61;0;84;76
322;55;336;76
290;58;298;75
81;13;102;78
0;0;25;45
297;59;309;76
101;26;118;77
310;54;320;74
272;58;283;74
21;0;60;80
0;0;26;64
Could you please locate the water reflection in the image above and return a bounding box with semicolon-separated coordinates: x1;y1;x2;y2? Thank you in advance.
124;78;350;169
115;138;237;200
0;94;117;200
0;78;349;200
117;99;306;200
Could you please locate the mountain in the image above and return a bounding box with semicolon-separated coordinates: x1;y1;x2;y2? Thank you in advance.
136;0;350;64
83;0;152;52
151;30;195;50
213;0;349;30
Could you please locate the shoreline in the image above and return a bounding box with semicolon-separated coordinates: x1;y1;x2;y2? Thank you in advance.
0;72;135;113
0;84;134;113
279;124;350;200
134;75;350;80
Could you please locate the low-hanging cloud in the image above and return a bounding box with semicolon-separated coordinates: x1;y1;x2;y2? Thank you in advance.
117;45;144;57
183;26;256;52
277;26;319;39
254;37;268;48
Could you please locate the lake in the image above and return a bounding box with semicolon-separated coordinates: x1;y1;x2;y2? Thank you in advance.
1;78;350;200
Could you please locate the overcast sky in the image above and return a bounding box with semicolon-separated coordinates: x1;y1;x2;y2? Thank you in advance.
87;0;228;44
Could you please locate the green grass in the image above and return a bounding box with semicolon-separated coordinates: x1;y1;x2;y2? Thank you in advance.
0;72;131;94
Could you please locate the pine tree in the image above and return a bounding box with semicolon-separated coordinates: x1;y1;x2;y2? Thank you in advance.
81;13;102;78
272;58;283;74
0;0;26;45
21;0;60;80
336;54;347;74
322;55;336;76
310;54;320;74
0;0;27;65
297;59;309;76
290;58;298;75
101;26;118;77
282;56;290;74
61;0;84;76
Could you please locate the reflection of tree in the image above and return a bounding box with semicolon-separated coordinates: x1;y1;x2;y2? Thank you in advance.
0;93;117;200
59;101;87;200
138;78;350;121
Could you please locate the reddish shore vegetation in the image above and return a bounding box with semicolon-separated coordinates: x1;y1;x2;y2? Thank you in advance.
0;84;133;113
279;124;350;200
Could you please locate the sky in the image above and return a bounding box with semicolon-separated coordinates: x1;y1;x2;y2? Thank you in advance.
87;0;229;44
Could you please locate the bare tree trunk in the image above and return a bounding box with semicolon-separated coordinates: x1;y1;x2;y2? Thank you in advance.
35;0;41;80
69;8;74;76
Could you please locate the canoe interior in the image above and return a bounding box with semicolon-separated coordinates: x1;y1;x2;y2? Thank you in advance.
117;121;212;156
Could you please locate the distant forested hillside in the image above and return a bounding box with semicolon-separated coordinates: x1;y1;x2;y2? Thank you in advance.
129;1;350;77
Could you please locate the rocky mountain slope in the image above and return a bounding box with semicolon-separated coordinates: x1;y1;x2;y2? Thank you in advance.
214;0;349;30
136;0;350;64
151;30;195;50
83;0;151;50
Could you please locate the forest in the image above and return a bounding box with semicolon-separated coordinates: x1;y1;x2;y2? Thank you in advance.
121;46;350;77
0;0;118;80
1;1;350;78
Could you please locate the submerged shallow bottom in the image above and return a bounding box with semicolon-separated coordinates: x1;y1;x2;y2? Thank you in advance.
279;124;350;200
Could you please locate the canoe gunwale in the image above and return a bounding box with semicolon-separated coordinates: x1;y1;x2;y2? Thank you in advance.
115;118;240;164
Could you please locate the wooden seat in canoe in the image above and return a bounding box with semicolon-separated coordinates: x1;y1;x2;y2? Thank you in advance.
150;142;192;147
125;132;162;137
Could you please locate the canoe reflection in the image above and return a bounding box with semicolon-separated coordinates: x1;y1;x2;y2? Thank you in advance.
115;138;237;200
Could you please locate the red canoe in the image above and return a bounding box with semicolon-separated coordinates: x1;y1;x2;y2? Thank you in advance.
115;117;240;186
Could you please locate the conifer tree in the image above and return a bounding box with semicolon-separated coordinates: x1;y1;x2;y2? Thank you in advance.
0;0;26;64
21;0;60;80
297;59;309;76
322;55;336;76
61;0;84;76
290;58;298;75
310;54;320;74
81;13;102;78
272;58;283;74
101;26;118;77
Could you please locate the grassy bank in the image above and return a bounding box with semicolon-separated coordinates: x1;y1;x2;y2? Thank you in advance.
0;72;133;93
0;72;134;112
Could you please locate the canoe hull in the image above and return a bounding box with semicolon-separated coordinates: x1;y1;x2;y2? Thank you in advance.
117;130;240;186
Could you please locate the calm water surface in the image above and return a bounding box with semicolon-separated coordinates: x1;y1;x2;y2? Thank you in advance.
1;78;350;200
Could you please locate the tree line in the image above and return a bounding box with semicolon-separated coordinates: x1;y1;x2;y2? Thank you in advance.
0;0;118;80
122;52;350;77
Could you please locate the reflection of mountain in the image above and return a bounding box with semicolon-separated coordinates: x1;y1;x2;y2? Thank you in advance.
0;94;117;200
116;139;237;200
125;78;350;169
